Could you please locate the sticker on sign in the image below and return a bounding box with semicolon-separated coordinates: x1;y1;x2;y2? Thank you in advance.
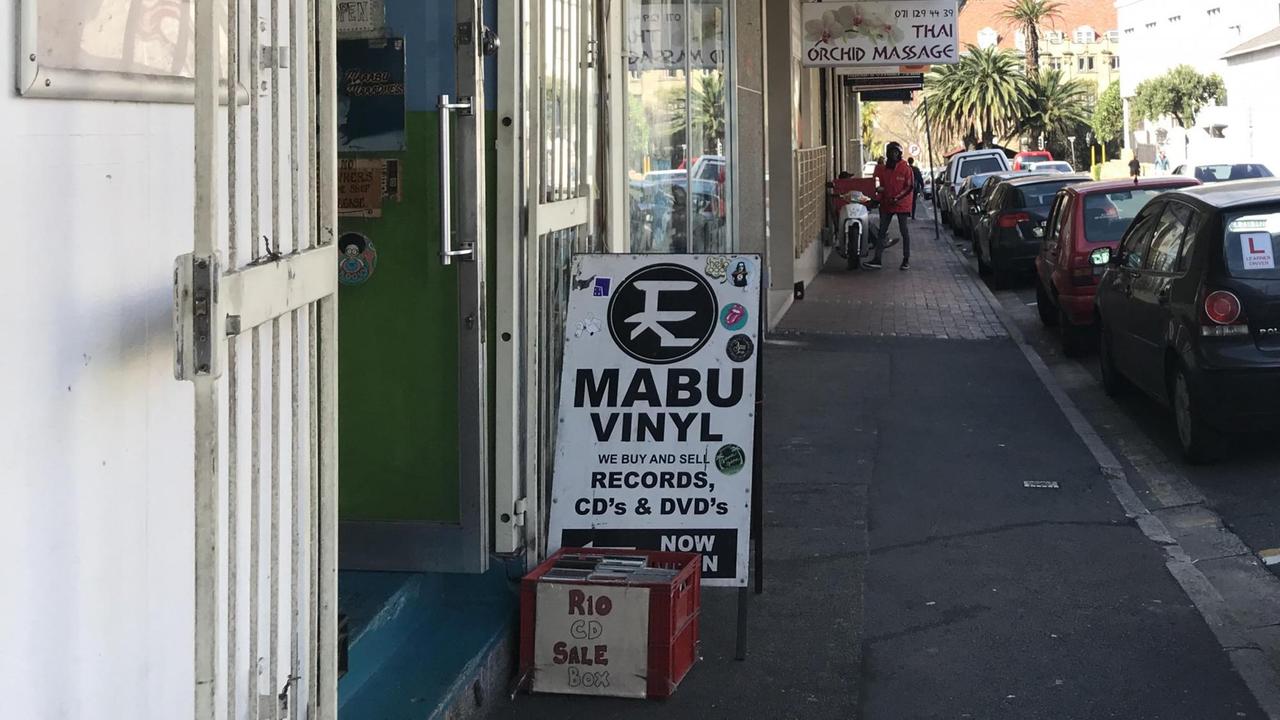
548;255;761;587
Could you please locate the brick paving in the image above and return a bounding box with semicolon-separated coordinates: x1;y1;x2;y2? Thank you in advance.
780;211;1007;340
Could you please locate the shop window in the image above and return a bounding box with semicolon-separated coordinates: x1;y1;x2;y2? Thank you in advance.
625;0;733;254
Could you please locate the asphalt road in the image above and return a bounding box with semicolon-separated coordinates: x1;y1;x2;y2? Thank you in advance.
949;236;1280;582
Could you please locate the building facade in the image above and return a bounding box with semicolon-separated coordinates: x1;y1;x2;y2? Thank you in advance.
959;0;1119;92
1116;0;1280;164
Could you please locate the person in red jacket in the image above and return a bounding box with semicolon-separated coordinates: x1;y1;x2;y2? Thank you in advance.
868;141;915;270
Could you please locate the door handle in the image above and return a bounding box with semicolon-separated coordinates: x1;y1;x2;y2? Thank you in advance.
437;94;475;266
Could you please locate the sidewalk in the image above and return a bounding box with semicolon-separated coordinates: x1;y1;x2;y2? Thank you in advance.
489;213;1265;719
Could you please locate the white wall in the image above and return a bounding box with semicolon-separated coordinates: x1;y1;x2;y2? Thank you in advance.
1115;0;1276;98
0;7;197;718
1225;47;1280;169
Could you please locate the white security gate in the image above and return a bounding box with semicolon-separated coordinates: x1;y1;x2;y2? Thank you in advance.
493;0;603;558
174;0;338;718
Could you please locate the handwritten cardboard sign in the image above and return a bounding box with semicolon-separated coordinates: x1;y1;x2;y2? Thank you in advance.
532;583;651;697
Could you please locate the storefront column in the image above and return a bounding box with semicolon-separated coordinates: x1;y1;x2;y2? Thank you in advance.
765;0;797;323
734;0;767;258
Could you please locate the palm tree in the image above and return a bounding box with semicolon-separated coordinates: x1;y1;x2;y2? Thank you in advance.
998;0;1064;79
690;73;726;151
1019;69;1093;146
919;45;1031;148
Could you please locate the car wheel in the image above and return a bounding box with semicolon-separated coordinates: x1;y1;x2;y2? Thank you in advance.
1059;307;1091;357
1099;319;1127;397
1036;282;1059;327
846;226;860;270
1172;365;1223;464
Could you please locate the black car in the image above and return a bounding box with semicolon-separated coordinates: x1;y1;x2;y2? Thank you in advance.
973;173;1092;289
1095;179;1280;461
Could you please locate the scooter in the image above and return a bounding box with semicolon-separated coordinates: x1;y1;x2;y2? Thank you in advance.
836;191;879;270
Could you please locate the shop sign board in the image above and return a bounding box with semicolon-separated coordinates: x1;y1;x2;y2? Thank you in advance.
800;0;959;68
547;254;761;587
531;582;651;697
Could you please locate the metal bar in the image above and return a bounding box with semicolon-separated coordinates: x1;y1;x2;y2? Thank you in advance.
269;0;284;698
315;0;340;709
288;0;305;710
305;0;320;711
535;197;590;235
438;96;477;265
221;244;339;333
924;104;941;240
224;0;241;715
193;0;221;716
684;0;693;249
248;327;262;720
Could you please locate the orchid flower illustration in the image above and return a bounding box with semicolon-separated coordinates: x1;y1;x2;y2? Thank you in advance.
804;11;843;45
835;5;865;36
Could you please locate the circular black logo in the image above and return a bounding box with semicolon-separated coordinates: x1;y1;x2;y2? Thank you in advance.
715;444;747;475
726;334;755;363
607;264;718;364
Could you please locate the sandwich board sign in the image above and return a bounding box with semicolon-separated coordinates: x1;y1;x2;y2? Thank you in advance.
547;254;762;587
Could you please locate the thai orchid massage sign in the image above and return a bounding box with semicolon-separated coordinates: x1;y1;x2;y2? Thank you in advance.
800;1;959;68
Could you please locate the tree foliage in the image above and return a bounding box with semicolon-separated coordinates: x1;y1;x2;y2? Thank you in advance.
1091;80;1123;145
1018;69;1093;143
1132;65;1226;128
919;45;1030;148
690;73;726;150
998;0;1065;79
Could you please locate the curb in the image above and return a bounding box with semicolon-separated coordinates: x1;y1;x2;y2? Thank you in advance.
936;231;1280;719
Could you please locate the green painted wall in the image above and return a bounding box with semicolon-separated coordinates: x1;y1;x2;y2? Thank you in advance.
339;111;461;523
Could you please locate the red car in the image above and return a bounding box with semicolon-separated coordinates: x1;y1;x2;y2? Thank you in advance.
1012;150;1053;170
1034;177;1201;355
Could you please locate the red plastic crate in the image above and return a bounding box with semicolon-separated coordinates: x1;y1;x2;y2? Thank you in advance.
519;547;701;699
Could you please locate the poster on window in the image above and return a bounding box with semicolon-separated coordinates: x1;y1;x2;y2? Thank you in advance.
547;254;761;587
337;38;407;152
626;0;727;72
800;0;959;68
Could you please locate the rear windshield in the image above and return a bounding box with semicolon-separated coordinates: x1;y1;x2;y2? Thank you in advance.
1194;164;1274;183
1012;180;1080;213
958;156;1006;179
1224;207;1280;279
1081;188;1167;243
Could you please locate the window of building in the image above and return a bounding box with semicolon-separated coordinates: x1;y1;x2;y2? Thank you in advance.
1015;30;1026;51
1124;27;1135;35
1208;7;1222;16
1110;55;1121;70
1105;30;1121;42
1077;55;1095;72
625;0;734;254
1146;21;1158;29
1045;31;1065;44
1169;15;1182;23
977;27;999;49
1074;26;1097;43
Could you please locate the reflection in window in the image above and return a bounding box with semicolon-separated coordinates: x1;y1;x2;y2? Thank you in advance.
625;0;732;254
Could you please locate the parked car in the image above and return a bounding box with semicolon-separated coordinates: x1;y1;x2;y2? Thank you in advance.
1094;179;1280;461
1024;161;1075;174
1012;150;1053;170
954;170;1033;237
939;149;1011;226
1035;177;1200;355
971;173;1091;290
1172;162;1274;183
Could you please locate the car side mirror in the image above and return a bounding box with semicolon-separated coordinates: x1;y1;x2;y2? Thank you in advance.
1090;247;1112;266
1108;250;1125;267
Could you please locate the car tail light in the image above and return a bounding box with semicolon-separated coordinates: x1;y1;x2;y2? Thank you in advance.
1201;289;1250;336
997;212;1031;229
